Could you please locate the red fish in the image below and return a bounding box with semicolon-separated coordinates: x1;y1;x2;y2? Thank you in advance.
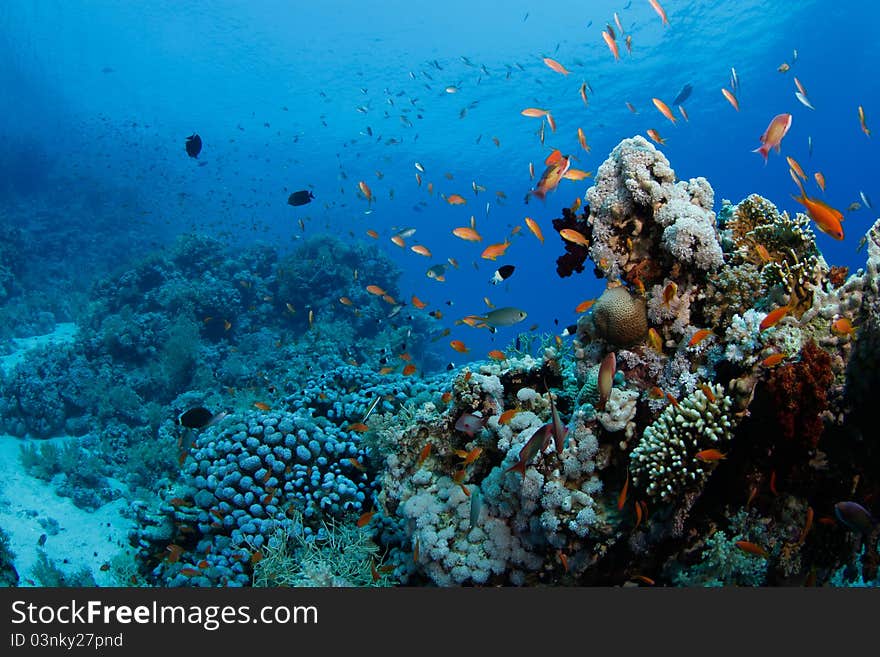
530;150;571;200
791;177;844;240
505;423;552;480
597;352;616;411
618;472;629;511
735;540;769;558
759;305;791;331
754;113;793;163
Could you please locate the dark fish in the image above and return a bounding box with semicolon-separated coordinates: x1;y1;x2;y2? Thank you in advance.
490;264;516;285
177;407;226;429
834;501;876;534
446;362;456;370
38;533;48;547
287;190;315;206
672;83;693;106
561;324;578;337
185;133;202;158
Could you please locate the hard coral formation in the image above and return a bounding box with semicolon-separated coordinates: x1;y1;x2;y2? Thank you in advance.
629;383;735;502
720;194;827;314
585;135;723;285
583;286;647;347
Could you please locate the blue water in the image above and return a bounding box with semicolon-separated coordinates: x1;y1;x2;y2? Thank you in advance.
1;0;877;359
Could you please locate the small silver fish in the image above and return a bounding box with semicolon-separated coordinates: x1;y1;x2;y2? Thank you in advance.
730;67;739;92
362;396;381;422
860;191;873;209
795;91;815;110
808;135;813;157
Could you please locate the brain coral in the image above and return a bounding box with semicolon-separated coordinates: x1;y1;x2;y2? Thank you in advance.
588;286;647;347
629;383;734;502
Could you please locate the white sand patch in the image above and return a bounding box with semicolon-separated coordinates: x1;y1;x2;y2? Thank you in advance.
0;435;136;586
0;322;78;375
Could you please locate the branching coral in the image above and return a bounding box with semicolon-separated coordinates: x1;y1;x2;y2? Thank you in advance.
629;383;735;502
721;195;826;315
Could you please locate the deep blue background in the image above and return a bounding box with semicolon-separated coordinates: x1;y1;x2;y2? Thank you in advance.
1;0;876;365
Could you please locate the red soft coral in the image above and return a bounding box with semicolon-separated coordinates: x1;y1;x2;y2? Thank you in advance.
764;340;833;447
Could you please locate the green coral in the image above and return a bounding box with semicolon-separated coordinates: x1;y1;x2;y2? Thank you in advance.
253;518;393;587
671;529;768;587
629;383;735;502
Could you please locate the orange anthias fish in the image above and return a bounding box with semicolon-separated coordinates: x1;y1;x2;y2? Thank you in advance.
858;105;870;137
721;88;739;112
253;402;271;411
753;113;793;163
481;240;511;260
559;228;589;246
498;408;518;425
577;127;590;152
646;129;666;145
416;443;432;467
602;30;620;61
505;423;552;480
348;422;370;433
649;0;670;25
652;98;677;124
688;328;713;347
695;449;727;463
366;284;386;296
411;295;428;309
734;540;769;558
356;511;375;527
411;245;432;257
521;107;549;118
543;57;570;75
453;226;482;242
792;177;844;240
563;168;591;181
525;216;544;243
761;352;787;367
575;299;595;313
647;327;663;352
488;349;507;361
530;150;571;200
597;352;616;411
759;305;791;331
787;156;806;180
450;340;470;353
814;171;826;192
446;194;467;205
618;472;629;511
831;317;854;336
358;181;373;204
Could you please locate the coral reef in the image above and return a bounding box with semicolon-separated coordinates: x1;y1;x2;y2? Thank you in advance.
629;384;735;502
10;133;871;590
763;340;833;447
581;286;647;347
